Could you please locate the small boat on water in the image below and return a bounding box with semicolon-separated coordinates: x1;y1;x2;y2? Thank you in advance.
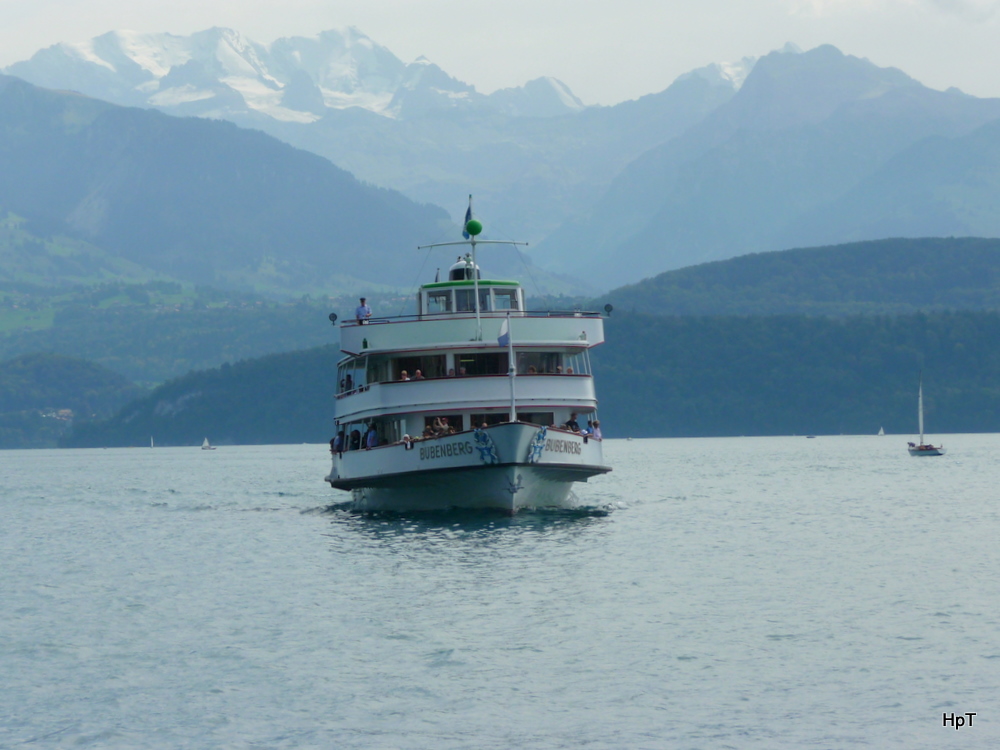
324;199;611;513
907;374;945;457
201;437;216;450
878;426;884;436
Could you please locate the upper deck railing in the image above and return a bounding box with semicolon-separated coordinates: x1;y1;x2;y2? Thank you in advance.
342;309;604;328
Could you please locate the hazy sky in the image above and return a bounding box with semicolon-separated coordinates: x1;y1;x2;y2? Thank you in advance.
2;0;998;105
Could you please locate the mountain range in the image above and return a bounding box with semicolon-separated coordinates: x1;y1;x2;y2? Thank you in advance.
3;27;745;250
0;73;452;294
5;27;589;122
6;31;1000;294
535;45;1000;287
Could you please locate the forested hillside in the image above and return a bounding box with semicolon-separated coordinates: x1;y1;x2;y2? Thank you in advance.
599;237;1000;316
0;281;346;384
596;311;1000;438
0;353;146;448
61;310;1000;446
64;346;341;448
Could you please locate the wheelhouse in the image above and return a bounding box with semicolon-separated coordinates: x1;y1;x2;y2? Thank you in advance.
419;256;523;316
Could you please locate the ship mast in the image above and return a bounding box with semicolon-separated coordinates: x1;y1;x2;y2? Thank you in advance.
417;196;527;341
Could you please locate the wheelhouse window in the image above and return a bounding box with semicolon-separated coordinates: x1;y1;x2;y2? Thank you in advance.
493;289;519;310
427;290;451;313
455;288;492;312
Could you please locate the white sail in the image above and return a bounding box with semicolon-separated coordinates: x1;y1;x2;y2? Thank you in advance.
917;378;924;444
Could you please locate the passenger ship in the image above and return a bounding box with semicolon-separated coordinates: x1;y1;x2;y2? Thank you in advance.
325;214;611;513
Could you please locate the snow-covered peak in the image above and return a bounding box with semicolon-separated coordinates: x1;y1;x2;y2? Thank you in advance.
679;55;760;91
5;27;584;122
676;45;802;92
485;76;586;117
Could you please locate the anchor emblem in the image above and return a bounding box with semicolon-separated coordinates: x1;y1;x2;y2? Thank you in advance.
506;474;524;495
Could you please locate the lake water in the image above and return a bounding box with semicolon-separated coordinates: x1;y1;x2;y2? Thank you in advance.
2;435;998;749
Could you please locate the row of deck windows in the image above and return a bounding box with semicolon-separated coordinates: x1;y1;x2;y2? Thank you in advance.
337;350;591;394
334;411;559;453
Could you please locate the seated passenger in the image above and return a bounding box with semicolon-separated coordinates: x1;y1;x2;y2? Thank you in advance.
564;413;580;432
400;370;410;381
414;369;425;380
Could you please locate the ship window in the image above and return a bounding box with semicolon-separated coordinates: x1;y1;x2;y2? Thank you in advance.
377;420;402;445
516;412;555;427
518;352;562;374
347;425;363;451
423;413;464;435
449;263;480;281
472;413;510;427
493;289;519;310
455;288;492;312
394;355;446;379
367;356;392;384
564;351;590;375
427;291;451;313
456;289;473;312
338;358;367;392
457;352;508;376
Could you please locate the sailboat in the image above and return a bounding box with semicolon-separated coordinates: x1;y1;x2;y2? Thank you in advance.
201;437;216;451
878;426;885;436
907;375;945;456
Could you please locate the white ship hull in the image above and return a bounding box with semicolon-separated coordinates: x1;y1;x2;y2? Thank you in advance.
326;422;608;513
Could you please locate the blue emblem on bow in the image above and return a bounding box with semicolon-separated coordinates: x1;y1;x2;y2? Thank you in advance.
473;428;500;464
527;426;547;464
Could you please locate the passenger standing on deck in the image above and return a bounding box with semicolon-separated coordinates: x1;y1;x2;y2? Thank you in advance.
355;297;372;323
